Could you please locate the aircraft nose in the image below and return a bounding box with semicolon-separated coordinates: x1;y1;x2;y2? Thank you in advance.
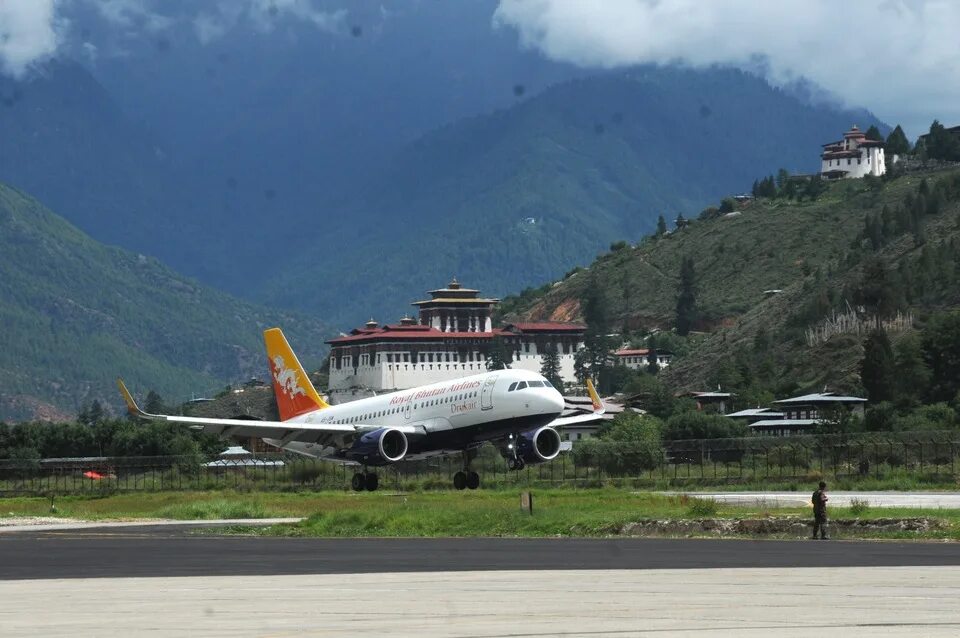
545;388;565;415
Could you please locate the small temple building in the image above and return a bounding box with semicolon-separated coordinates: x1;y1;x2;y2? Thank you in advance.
326;279;586;403
820;125;886;179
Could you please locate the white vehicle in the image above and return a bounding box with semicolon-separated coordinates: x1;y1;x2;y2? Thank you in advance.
118;328;604;491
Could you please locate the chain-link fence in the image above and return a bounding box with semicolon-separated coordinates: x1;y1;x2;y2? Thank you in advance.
2;431;958;495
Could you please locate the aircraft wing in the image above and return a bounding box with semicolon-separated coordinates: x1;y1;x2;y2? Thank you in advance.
117;379;417;444
550;378;607;428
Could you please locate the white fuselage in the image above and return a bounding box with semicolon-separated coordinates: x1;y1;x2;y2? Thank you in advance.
266;369;564;459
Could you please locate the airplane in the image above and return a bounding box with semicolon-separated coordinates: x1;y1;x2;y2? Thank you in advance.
117;327;605;491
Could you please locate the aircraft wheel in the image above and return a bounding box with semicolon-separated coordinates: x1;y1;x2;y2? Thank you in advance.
515;458;526;471
453;471;467;491
506;457;518;471
466;471;480;490
351;472;365;492
365;472;379;491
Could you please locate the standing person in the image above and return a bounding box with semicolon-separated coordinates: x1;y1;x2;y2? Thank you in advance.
811;481;829;540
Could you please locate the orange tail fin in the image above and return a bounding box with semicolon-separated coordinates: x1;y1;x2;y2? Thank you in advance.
263;328;328;421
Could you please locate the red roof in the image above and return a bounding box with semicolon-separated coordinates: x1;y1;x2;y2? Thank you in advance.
327;321;586;345
615;348;650;356
502;322;586;332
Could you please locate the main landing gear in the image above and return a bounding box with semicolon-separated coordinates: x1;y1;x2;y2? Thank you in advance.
351;470;379;492
453;450;480;490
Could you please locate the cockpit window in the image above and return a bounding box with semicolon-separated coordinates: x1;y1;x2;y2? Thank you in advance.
508;382;518;391
516;381;527;390
542;380;554;389
527;380;544;387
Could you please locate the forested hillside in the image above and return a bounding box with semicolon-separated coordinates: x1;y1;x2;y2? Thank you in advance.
503;166;960;401
260;67;886;326
0;184;329;422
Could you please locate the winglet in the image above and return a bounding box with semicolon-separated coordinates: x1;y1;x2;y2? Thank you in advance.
586;378;605;415
116;378;152;419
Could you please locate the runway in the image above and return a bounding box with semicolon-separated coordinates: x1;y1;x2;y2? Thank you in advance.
687;491;960;509
3;527;960;636
3;526;960;580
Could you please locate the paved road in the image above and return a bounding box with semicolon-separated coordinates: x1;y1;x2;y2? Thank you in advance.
3;527;960;580
686;491;960;508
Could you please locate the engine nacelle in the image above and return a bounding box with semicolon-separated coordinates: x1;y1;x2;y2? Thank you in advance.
516;426;562;464
347;427;408;466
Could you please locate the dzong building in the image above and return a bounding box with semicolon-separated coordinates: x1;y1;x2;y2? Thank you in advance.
820;125;886;180
326;279;586;403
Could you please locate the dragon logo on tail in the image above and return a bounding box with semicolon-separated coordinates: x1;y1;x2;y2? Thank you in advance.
272;355;307;400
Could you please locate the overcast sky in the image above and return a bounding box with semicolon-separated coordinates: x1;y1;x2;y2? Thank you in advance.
2;0;958;137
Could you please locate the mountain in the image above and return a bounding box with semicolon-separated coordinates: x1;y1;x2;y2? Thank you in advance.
499;166;960;395
0;182;329;423
259;67;888;327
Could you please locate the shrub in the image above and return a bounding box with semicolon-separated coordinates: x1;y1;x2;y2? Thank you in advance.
849;498;870;515
685;497;719;517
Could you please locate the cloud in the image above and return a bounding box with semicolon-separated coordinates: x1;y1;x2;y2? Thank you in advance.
0;0;61;77
494;0;960;136
0;0;348;74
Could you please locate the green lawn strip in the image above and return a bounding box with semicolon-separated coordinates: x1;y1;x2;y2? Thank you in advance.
2;490;959;541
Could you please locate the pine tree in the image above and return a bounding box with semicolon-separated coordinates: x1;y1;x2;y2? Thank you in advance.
88;400;105;425
646;347;660;375
885;125;912;155
656;214;668;236
865;125;883;141
675;256;698;336
573;347;592;385
894;333;931;405
486;336;513;371
860;329;895;403
924;120;960;162
145;391;166;414
539;342;564;390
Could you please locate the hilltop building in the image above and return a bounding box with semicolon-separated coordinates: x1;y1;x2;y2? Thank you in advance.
611;348;673;370
820;125;886;179
326;279;586;403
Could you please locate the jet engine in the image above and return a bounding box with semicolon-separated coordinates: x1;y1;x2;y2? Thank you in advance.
514;425;562;464
346;428;408;466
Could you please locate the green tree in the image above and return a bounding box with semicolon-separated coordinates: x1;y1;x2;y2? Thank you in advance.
663;411;749;440
675;256;698;336
486;335;513;371
718;198;735;214
893;333;931;406
855;257;900;326
885;124;912;155
145;391;166;414
646;347;660;375
860;329;895;403
573;347;592;385
923;120;960;162
87;400;105;425
921;311;960;402
539;342;564;390
656;214;668;236
864;125;883;141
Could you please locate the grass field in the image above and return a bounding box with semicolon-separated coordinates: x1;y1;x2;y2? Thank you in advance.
4;489;960;540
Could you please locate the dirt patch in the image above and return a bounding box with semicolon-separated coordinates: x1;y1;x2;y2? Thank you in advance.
616;517;944;538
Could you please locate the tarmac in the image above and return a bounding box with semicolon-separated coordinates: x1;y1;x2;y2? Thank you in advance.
2;523;960;636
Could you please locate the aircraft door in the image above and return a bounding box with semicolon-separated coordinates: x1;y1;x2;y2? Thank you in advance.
480;375;497;411
404;397;412;420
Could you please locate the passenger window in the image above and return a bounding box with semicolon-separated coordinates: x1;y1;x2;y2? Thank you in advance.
516;381;527;390
508;382;517;391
